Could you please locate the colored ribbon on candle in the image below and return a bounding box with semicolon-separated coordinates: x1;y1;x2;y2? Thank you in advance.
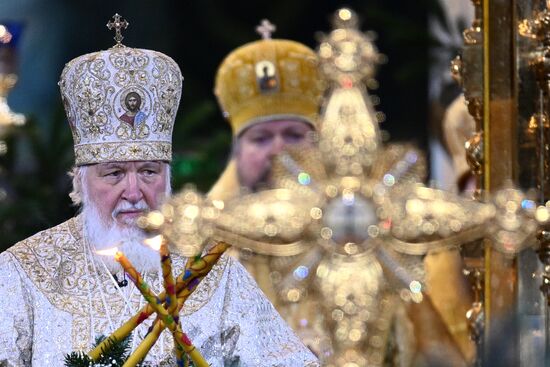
159;237;178;316
89;242;229;365
115;250;207;366
122;242;230;366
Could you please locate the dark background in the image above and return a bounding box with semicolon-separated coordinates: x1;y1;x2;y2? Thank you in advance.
0;0;443;250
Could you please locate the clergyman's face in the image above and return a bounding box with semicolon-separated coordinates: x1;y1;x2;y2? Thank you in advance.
84;161;167;228
236;119;314;190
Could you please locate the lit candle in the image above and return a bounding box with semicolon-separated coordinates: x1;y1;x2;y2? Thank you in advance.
90;242;229;365
144;235;178;317
89;246;157;361
88;250;207;360
115;249;208;367
143;235;186;367
91;247;201;366
122;243;230;366
114;250;166;312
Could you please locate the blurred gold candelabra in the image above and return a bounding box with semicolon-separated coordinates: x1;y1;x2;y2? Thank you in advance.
452;0;484;184
136;8;550;366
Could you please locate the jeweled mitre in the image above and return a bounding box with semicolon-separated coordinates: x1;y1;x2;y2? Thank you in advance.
59;46;182;165
214;20;324;136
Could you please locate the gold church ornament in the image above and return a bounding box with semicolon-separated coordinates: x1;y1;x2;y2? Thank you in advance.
450;1;550;364
318;7;385;88
451;0;484;192
141;9;460;365
465;131;484;176
462;0;483;129
137;7;550;365
317;7;385;177
450;1;487;357
519;1;550;200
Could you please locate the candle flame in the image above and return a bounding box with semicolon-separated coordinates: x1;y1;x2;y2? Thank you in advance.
143;234;163;251
212;200;224;210
96;247;119;257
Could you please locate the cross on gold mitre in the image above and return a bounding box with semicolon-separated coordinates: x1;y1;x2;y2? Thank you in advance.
256;19;276;40
106;13;129;47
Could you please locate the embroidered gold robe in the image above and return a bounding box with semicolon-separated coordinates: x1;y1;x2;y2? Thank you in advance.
0;216;318;366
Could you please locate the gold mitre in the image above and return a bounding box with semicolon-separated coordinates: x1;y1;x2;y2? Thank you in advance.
214;19;324;135
59;14;183;166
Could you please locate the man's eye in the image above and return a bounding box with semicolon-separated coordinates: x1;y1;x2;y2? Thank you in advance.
142;169;158;176
104;170;122;178
252;136;270;144
284;132;306;143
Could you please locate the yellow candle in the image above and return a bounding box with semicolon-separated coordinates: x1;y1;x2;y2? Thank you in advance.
122;319;163;367
88;310;150;360
88;251;202;360
149;235;184;366
89;249;161;361
159;237;178;316
90;243;229;365
116;250;208;367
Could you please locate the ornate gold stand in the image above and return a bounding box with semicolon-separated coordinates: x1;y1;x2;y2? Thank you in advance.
456;1;550;364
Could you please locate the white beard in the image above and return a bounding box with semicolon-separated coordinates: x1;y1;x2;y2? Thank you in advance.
83;199;161;274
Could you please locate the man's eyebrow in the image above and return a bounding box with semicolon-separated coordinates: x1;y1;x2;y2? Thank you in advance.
246;129;272;136
283;127;308;133
139;162;162;169
97;163;124;170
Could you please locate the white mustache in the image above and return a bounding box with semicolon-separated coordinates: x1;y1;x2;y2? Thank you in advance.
111;200;149;218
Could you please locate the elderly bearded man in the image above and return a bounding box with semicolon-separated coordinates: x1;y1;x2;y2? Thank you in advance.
0;19;318;366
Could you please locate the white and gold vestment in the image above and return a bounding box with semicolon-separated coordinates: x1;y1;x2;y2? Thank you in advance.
0;216;318;366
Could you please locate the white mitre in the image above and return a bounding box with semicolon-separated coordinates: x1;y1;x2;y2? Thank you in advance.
58;19;182;166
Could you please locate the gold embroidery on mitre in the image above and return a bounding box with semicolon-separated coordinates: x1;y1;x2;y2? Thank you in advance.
214;21;324;135
59;31;182;165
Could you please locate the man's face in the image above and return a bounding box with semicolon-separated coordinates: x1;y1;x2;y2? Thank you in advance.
127;95;140;112
236;119;314;190
84;161;167;228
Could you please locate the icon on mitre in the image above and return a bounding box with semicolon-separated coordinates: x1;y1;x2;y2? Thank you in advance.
255;60;279;93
